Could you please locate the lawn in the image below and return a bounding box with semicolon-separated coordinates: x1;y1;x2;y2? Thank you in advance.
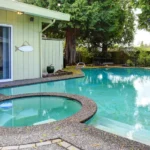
63;66;83;75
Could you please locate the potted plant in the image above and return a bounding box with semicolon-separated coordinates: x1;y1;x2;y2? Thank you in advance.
47;64;54;73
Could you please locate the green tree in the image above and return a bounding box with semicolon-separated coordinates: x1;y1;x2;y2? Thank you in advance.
18;0;48;7
84;0;135;52
133;0;150;31
20;0;135;65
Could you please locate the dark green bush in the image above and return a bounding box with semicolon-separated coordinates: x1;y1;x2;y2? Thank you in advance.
126;59;134;66
76;46;150;66
76;46;94;64
137;50;150;66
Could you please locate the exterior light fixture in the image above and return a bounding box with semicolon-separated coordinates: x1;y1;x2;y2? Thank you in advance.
30;17;34;22
17;11;23;15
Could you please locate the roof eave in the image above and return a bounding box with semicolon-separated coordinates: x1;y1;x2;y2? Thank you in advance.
0;0;70;21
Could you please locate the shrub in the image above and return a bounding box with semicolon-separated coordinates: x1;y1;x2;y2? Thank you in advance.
137;50;150;66
126;59;134;66
146;55;150;66
76;46;94;64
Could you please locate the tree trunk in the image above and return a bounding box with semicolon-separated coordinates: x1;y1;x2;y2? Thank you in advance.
65;28;76;65
102;43;108;52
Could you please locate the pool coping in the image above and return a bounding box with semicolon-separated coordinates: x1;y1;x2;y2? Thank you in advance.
0;73;84;89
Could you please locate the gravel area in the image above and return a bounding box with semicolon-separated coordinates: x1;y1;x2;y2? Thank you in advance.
0;123;150;150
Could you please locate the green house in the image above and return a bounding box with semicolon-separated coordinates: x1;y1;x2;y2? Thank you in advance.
0;0;70;82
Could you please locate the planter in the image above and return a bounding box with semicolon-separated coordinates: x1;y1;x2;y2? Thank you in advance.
47;65;54;73
43;70;73;78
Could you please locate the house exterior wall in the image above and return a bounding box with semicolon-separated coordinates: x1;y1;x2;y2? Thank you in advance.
0;9;41;81
42;39;64;73
0;9;64;81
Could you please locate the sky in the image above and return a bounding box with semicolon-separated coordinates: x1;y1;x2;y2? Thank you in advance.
133;9;150;46
134;30;150;46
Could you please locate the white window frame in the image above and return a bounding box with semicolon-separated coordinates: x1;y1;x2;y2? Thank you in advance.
0;24;13;82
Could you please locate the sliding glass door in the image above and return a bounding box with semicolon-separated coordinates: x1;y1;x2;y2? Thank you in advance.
0;25;12;82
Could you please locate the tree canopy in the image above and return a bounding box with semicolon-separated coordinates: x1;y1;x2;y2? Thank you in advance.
133;0;150;31
19;0;135;64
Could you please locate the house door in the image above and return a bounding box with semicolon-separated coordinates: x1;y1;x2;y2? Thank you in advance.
0;25;12;82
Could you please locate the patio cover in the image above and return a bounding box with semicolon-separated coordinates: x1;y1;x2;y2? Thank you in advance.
0;0;70;21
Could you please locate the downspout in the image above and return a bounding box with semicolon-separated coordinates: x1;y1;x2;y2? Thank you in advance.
39;19;56;78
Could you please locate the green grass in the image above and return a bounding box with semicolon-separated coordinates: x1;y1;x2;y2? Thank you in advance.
63;66;83;75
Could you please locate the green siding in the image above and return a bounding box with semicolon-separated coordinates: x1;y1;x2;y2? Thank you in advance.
0;9;41;80
0;9;64;81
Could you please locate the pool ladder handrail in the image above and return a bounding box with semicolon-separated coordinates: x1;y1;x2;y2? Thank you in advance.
76;62;85;69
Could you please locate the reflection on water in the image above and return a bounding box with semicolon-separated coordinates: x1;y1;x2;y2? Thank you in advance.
134;77;150;107
0;96;81;127
1;68;150;144
108;74;137;83
126;123;143;139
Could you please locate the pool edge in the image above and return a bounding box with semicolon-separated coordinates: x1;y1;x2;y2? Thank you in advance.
0;73;85;89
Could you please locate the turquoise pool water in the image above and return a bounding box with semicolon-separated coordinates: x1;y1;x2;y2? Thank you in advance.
0;96;81;127
0;68;150;145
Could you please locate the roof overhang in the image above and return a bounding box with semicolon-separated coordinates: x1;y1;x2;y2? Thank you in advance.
0;0;70;21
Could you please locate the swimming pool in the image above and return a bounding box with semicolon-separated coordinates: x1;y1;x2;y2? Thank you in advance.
0;68;150;145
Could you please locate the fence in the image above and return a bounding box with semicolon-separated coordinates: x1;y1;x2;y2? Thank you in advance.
42;39;64;73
